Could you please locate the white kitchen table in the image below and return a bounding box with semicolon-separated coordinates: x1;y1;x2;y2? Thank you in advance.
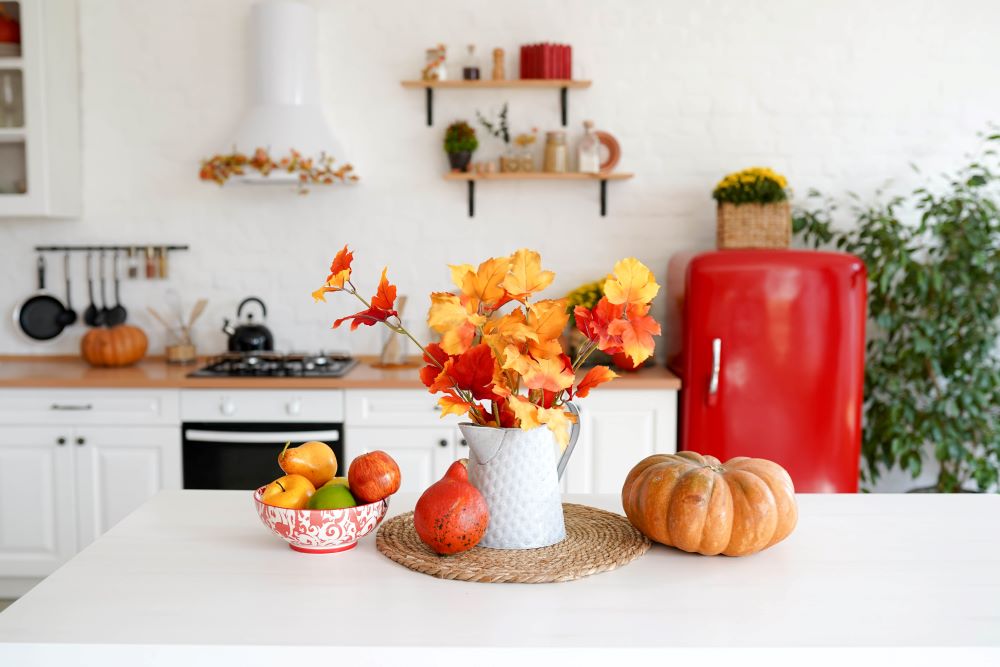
0;491;998;666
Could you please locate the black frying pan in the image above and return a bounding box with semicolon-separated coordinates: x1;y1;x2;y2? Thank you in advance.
14;256;68;341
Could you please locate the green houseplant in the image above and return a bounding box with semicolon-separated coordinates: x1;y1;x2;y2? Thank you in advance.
443;121;478;173
794;133;1000;492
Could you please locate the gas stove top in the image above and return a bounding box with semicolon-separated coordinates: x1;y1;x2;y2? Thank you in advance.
188;352;358;378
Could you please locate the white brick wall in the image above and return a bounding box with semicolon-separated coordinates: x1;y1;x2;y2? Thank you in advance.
1;0;998;363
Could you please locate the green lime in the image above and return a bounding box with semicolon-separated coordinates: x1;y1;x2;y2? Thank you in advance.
307;482;357;510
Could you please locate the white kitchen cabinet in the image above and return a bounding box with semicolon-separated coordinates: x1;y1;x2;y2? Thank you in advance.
0;390;182;585
74;426;182;548
0;427;76;578
0;0;80;217
563;389;677;494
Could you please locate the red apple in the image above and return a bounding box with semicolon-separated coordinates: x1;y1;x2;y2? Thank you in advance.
414;460;489;555
348;450;401;503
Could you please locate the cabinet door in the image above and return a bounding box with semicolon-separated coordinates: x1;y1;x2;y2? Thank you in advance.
564;391;677;494
0;426;76;577
74;426;181;547
345;427;456;493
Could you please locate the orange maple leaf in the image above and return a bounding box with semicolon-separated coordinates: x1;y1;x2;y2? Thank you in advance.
574;365;618;398
371;267;397;311
437;393;473;418
502;249;555;303
312;245;355;302
427;292;485;355
460;256;511;310
526;298;569;359
482;308;538;351
522;356;575;393
607;307;661;365
603;257;659;308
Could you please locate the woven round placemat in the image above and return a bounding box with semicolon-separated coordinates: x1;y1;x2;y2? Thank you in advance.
376;503;651;584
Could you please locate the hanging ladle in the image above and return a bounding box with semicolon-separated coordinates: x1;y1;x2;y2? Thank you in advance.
106;250;127;326
83;251;102;327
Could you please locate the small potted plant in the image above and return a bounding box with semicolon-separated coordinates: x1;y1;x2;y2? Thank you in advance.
443;121;478;172
712;167;790;248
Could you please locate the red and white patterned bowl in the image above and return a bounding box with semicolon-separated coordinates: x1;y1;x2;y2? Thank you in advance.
253;486;389;554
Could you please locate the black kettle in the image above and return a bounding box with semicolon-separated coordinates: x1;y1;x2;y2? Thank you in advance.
222;297;274;352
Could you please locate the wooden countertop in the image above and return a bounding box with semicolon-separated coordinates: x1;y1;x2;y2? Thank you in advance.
0;355;681;390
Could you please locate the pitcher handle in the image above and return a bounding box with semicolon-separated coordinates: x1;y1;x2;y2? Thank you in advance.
556;402;581;480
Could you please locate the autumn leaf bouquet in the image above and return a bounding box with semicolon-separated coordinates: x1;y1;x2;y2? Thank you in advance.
313;247;660;447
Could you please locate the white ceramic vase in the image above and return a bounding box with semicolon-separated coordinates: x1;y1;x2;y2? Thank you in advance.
459;403;580;549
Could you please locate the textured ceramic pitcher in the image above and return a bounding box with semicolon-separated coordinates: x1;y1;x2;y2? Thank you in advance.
459;403;580;549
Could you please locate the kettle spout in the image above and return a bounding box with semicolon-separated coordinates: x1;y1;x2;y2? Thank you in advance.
222;318;235;336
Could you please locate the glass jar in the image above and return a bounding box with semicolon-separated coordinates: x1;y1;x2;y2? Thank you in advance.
543;131;568;173
462;45;480;80
499;150;519;173
577;120;600;174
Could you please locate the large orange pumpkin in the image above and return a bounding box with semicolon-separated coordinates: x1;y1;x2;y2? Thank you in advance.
621;451;798;557
81;325;148;368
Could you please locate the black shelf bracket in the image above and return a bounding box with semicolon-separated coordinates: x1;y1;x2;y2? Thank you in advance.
460;178;617;218
420;85;572;127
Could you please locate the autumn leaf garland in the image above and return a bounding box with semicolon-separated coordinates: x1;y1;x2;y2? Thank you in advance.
314;247;660;447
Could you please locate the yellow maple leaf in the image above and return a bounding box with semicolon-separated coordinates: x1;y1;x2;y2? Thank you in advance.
536;406;577;449
603;258;660;307
509;395;541;430
461;256;512;309
502;248;555;302
501;344;532;376
448;264;475;290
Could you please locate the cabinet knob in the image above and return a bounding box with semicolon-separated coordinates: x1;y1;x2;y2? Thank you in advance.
438;439;448;447
76;437;86;446
56;437;66;446
460;438;467;447
286;399;302;416
220;399;236;416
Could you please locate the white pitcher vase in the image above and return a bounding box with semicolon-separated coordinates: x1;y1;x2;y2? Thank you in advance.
459;403;580;549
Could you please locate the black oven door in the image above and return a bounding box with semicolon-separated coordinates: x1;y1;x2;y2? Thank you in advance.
182;422;344;490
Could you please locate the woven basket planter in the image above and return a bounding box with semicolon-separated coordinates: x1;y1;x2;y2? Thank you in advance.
716;201;791;249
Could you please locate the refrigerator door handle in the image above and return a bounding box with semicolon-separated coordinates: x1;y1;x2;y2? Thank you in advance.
707;338;722;406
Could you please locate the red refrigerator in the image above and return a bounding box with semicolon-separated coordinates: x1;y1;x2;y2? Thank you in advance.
677;250;866;492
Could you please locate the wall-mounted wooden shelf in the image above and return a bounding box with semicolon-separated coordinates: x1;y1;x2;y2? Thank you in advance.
443;171;634;217
401;79;592;127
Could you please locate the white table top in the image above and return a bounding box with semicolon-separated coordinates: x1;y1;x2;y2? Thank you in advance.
1;491;999;665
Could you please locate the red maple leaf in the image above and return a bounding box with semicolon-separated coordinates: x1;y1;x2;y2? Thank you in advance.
575;297;625;354
332;267;398;330
450;344;497;401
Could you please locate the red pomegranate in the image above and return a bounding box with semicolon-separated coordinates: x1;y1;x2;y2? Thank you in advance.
413;460;489;555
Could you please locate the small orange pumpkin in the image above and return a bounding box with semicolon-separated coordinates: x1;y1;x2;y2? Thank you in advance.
621;451;798;557
80;325;148;368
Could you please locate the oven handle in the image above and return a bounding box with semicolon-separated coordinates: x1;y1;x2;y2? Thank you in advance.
185;429;341;444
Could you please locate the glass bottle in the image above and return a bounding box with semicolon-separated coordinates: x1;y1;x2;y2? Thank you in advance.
543;131;568;173
462;45;480;81
577;120;600;174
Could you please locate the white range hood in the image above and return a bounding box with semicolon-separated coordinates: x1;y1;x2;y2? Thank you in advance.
229;0;345;183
